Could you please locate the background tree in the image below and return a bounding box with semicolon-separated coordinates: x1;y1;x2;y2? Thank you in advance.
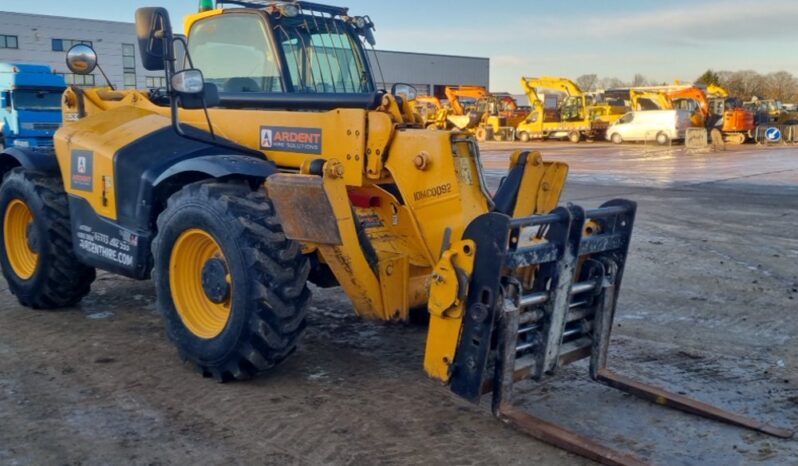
696;70;721;86
598;77;625;90
631;73;649;87
764;71;798;102
576;74;598;92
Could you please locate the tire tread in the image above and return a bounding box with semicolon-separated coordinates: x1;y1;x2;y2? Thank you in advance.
152;181;310;382
0;169;95;309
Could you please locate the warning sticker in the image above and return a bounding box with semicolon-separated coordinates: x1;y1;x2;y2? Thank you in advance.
71;150;94;192
260;126;322;154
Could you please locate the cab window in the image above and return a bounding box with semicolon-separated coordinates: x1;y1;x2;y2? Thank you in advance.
618;113;634;124
274;16;373;93
188;14;283;93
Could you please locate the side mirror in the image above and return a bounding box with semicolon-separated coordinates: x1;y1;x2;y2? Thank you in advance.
392;83;417;102
172;69;205;95
66;44;98;75
135;7;174;71
0;91;9;109
172;69;219;110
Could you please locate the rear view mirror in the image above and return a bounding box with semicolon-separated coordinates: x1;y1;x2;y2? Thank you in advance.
65;44;98;75
135;7;174;71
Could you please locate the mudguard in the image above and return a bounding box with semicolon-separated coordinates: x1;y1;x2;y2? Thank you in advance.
70;126;277;280
153;154;277;187
0;147;59;177
113;126;276;231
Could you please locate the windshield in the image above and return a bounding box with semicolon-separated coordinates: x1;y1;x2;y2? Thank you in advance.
189;13;284;93
12;90;63;111
274;15;373;93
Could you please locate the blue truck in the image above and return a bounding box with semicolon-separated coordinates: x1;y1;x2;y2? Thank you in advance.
0;63;66;150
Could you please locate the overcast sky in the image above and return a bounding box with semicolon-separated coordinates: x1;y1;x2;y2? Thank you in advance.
4;0;797;93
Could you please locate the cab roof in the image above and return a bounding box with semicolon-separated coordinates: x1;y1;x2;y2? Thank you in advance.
216;1;349;17
0;63;56;75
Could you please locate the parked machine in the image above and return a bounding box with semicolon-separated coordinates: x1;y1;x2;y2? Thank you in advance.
444;85;519;141
629;89;672;111
745;98;798;126
412;95;449;130
0;63;66;150
706;85;755;145
0;2;791;464
626;84;754;144
665;86;709;128
516;77;622;143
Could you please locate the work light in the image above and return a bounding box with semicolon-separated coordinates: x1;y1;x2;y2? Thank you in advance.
280;4;300;17
199;0;214;12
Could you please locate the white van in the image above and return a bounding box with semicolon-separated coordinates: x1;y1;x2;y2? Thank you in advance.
606;110;693;145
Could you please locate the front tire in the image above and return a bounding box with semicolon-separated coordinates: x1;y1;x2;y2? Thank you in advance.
475;127;489;142
611;133;623;144
518;132;531;143
0;168;96;309
152;181;310;382
568;131;582;143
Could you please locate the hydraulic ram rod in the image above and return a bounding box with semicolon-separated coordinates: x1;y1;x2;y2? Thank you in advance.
520;280;598;308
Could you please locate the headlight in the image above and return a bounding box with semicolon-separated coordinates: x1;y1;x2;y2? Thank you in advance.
21;123;35;130
13;140;30;148
352;16;367;29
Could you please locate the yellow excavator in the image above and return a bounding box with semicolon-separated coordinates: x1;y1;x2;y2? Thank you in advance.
0;2;790;464
629;89;672;111
412;95;449;130
516;77;626;143
444;85;520;141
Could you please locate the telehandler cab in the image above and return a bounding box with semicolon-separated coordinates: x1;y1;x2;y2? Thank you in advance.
0;2;790;464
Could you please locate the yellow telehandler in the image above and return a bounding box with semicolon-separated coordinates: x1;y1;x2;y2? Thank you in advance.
0;2;790;464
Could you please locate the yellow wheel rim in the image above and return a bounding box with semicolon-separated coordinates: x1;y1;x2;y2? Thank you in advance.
3;199;39;280
169;229;232;339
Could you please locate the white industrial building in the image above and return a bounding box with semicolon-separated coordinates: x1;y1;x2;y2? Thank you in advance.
0;11;489;96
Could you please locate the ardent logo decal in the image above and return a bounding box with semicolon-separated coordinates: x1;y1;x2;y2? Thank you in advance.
71;150;94;192
260;126;323;154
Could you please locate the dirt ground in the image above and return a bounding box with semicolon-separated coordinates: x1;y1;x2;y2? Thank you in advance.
1;142;797;466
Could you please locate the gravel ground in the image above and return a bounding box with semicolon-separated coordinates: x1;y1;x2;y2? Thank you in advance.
1;141;796;466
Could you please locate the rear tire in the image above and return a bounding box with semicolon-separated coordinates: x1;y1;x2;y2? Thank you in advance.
611;133;623;144
0;168;96;309
152;181;310;382
568;131;581;143
656;132;670;146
